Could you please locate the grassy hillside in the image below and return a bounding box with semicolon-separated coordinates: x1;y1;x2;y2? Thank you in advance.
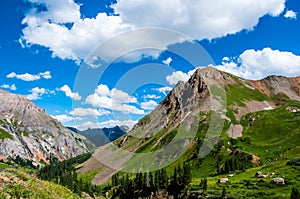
0;167;82;199
191;147;300;198
0;154;107;199
81;72;300;198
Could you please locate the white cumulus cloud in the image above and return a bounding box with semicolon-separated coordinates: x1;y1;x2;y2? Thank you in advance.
115;0;285;40
20;0;131;64
166;71;190;85
20;0;285;63
162;57;172;66
284;10;297;19
166;68;198;85
141;100;158;110
215;48;300;80
60;85;82;100
156;86;172;95
51;114;74;123
26;87;46;100
85;84;144;115
6;71;52;81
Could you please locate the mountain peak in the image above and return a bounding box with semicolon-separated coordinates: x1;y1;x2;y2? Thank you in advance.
0;90;94;164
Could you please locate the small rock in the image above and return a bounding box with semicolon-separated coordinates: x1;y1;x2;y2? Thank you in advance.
255;171;269;178
262;174;269;178
219;178;229;184
255;171;262;177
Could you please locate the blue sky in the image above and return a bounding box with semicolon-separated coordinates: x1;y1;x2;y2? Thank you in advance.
0;0;300;130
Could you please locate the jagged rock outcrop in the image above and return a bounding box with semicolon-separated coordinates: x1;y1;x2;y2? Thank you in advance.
252;76;300;101
0;90;94;164
128;67;225;139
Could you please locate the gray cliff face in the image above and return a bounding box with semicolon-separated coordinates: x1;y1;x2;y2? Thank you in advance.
258;76;300;101
0;90;94;163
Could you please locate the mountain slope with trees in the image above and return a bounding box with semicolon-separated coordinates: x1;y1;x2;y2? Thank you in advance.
79;67;300;198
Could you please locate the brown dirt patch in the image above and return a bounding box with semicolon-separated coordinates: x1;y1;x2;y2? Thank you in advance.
235;100;274;121
227;124;243;139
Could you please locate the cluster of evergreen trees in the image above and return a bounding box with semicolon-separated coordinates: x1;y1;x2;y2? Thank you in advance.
2;155;37;169
110;163;192;198
218;157;245;174
38;154;101;197
13;155;35;168
217;153;253;174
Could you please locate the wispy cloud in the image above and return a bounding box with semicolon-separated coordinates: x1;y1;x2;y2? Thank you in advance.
144;94;161;99
1;84;17;91
7;71;51;81
74;120;137;131
70;108;111;117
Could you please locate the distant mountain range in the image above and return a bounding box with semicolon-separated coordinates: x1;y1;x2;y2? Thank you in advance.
0;90;94;164
68;126;127;147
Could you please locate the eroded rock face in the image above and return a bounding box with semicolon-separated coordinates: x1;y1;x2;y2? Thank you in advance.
253;76;300;101
129;67;224;139
0;90;94;164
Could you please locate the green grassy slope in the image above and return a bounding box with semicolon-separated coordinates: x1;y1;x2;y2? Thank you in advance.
0;167;82;199
78;72;300;198
191;147;300;198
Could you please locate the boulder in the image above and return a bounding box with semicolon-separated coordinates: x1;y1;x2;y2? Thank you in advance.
271;178;285;184
255;171;268;178
219;178;229;184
